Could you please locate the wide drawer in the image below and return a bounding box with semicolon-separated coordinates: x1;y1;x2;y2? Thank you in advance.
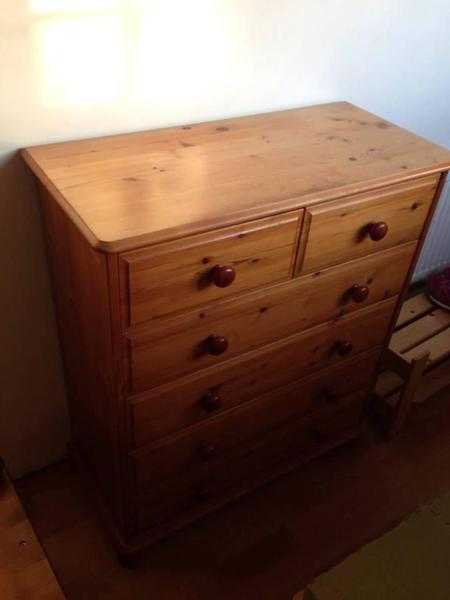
131;345;380;448
131;347;380;489
135;390;365;531
120;211;301;326
298;175;438;273
128;245;410;392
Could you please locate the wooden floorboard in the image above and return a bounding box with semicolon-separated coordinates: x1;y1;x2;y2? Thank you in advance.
15;383;450;600
0;471;65;599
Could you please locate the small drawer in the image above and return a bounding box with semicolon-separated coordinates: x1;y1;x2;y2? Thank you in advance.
131;347;380;448
135;390;365;530
120;211;302;326
128;250;402;393
298;175;438;273
130;336;382;490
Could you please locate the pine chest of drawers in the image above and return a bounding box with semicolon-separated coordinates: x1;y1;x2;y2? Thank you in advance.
22;102;450;559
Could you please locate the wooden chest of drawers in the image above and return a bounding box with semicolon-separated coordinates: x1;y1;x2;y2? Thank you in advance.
22;102;450;560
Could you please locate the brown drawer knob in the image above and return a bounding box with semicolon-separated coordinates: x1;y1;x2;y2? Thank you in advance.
211;265;236;288
206;335;229;356
200;391;222;413
198;443;216;462
367;221;388;241
335;340;354;356
349;284;370;303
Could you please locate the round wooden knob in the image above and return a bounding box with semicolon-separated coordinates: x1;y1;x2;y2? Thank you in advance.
200;391;222;413
336;340;354;356
206;335;228;356
198;443;216;462
349;284;370;303
211;265;236;288
367;221;388;241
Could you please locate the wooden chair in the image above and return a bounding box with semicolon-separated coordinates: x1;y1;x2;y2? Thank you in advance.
374;293;450;434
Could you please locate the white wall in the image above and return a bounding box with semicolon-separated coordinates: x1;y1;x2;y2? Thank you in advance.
1;0;450;477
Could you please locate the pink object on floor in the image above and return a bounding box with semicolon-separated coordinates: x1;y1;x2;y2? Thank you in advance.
427;266;450;310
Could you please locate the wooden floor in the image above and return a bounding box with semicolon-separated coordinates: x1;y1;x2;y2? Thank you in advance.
16;383;450;600
0;470;64;599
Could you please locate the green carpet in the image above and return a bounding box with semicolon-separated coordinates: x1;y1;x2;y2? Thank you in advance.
307;492;450;600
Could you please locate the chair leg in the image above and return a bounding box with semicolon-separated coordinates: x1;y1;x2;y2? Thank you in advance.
391;353;429;435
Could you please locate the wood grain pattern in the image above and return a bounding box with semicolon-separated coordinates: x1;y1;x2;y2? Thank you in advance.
135;391;366;530
23;102;450;558
396;294;435;328
0;471;65;599
391;309;450;354
377;291;450;435
131;295;395;397
403;328;450;366
299;175;438;272
37;183;127;533
128;285;394;532
121;211;301;325
130;295;394;435
16;381;450;599
131;346;379;452
131;348;380;448
128;246;413;392
22;103;450;252
390;354;430;435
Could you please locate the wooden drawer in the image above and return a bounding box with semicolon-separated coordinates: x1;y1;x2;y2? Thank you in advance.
120;211;301;326
131;346;380;448
135;390;365;530
131;346;380;490
298;175;438;273
128;245;405;392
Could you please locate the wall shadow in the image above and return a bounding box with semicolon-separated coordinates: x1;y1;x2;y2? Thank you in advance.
0;151;69;477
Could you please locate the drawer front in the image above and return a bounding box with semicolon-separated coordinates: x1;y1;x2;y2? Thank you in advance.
121;211;301;326
135;390;365;530
131;341;382;490
129;245;411;393
299;175;438;273
132;347;380;448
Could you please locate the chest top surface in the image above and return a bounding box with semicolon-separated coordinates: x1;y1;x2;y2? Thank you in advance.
22;102;450;253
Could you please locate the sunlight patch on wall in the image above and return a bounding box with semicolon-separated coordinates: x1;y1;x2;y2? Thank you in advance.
29;0;122;16
29;0;238;112
33;13;125;108
136;2;234;104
